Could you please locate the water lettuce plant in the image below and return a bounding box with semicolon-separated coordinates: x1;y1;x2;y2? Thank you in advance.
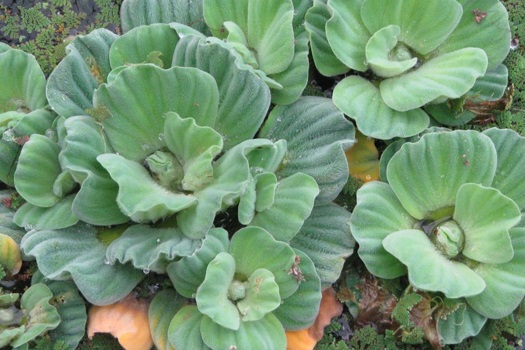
351;128;525;344
306;0;511;139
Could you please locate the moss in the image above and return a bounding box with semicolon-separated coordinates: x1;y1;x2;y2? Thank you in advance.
77;333;123;350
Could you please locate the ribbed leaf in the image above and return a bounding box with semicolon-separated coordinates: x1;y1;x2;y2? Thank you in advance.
333;75;429;139
361;0;462;55
350;182;415;278
454;183;519;264
21;223;143;305
172;35;270;150
149;289;184;350
380;48;488;112
201;313;286;350
47;29;117;118
237;269;281;322
13;195;78;230
168;306;210;350
438;303;487;345
167;228;229;298
94;65;219;161
383;229;486;298
387;130;496;220
97;153;197;223
110;23;179;69
290;203;354;287
467;64;508;102
304;0;349;76
260;96;354;203
483;128;525;210
106;225;201;273
325;0;368;71
120;0;209;34
467;228;525;319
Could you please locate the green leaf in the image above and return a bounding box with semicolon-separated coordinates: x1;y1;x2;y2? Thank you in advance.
365;25;417;78
467;227;525;319
149;289;185;350
324;0;368;72
120;0;209;34
269;31;310;105
467;64;509;102
172;33;270;150
106;225;201;273
10;284;61;348
204;0;295;74
272;249;321;330
0;109;55;186
196;252;240;330
95;65;219;161
290;203;354;287
249;173;318;242
13;195;78;230
380;48;488;112
483;128;525;210
304;0;349;76
167;228;230;298
21;223;144;305
438;302;487;345
47;29;117;118
361;0;462;55
200;313;286;349
383;229;486;298
333;76;429;139
237;269;281;322
229;227;299;300
454;183;519;264
434;0;511;70
14;135;62;207
168;306;210;350
350;181;415;278
97;153;197;223
260;96;354;203
0;48;46;113
61;116;128;225
163;112;223;191
110;24;180;69
32;273;87;350
387;130;497;220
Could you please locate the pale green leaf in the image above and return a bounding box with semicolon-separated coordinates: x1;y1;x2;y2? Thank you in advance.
163;112;223;192
201;313;286;350
167;228;229;298
106;225;201;273
196;252;240;330
21;223;144;305
325;0;368;72
229;227;299;300
381;48;488;112
47;29;117;118
387;130;497;220
14;135;61;207
467;64;508;102
383;229;486;298
304;1;349;76
361;0;462;55
149;289;185;350
250;173;319;242
454;183;519;264
168;306;210;350
237;269;281;322
350;182;415;278
467;228;525;319
95;65;219;161
110;23;180;69
13;195;78;230
291;203;354;287
438;303;487;345
260;96;354;203
333;76;429;139
483;128;525;210
120;0;209;34
97;153;197;223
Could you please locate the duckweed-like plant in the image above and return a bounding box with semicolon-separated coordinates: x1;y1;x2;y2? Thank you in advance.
306;0;511;139
351;128;525;344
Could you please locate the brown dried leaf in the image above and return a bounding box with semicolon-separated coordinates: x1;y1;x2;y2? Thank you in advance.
345;130;380;183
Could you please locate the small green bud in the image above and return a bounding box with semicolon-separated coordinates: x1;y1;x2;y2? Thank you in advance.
390;43;413;62
228;280;246;301
431;220;465;258
144;151;184;191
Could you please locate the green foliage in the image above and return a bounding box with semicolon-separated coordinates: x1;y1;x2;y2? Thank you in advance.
391;293;424;328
